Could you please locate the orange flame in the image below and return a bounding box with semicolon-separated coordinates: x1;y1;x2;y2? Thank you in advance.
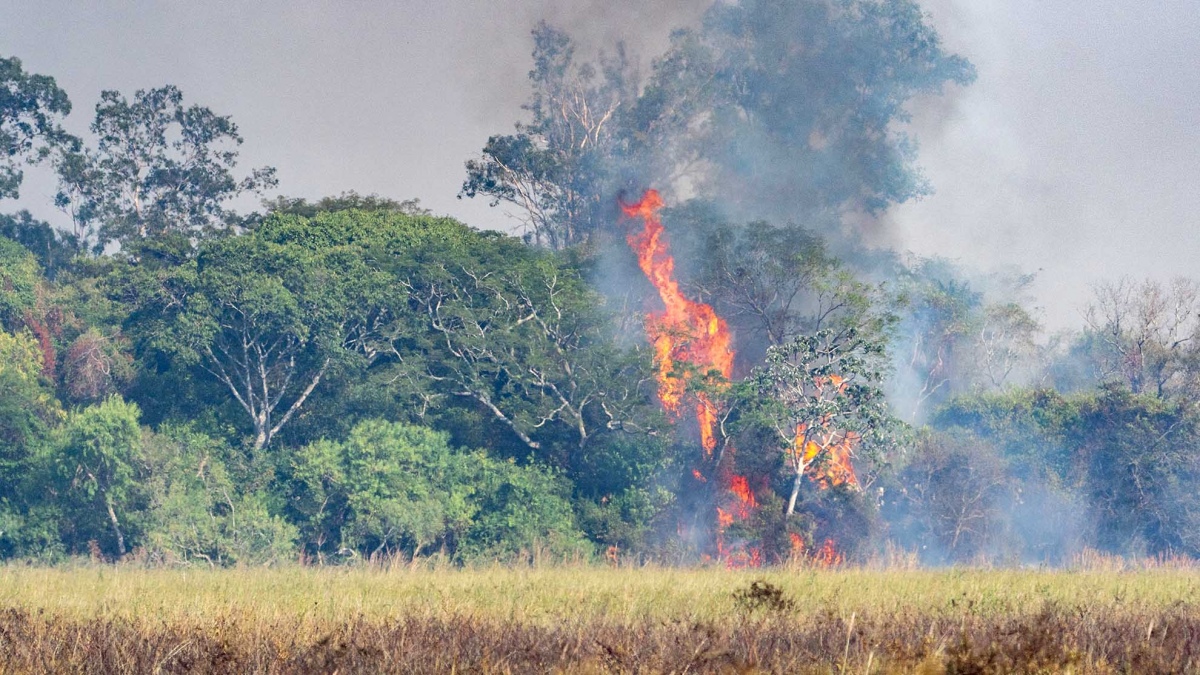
814;539;845;567
794;426;860;489
789;532;806;558
728;474;757;515
623;189;756;566
716;507;734;530
791;375;860;489
623;189;734;455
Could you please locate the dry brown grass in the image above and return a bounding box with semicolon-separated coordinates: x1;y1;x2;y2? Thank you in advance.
1;565;1199;673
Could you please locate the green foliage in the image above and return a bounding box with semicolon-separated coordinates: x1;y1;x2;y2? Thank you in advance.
1;37;1194;568
54;85;277;248
638;0;974;216
0;237;40;330
50;396;144;557
262;191;429;218
933;389;1076;484
114;210;405;449
0;211;82;280
387;231;658;446
931;385;1200;559
142;426;296;566
0;329;61;558
1067;387;1200;555
287;420;589;562
0;55;72;200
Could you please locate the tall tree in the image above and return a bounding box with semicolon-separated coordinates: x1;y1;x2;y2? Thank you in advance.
114;213;385;450
55;85;276;248
0;55;72;200
1082;276;1200;398
52;396;144;557
744;327;896;516
381;230;660;467
461;22;634;250
630;0;976;223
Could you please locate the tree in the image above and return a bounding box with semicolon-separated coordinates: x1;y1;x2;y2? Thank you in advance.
467;1;973;249
626;0;975;222
896;428;1011;563
668;208;888;364
745;327;897;516
1067;386;1200;556
115;224;377;450
1082;276;1200;398
0;330;59;507
262;191;429;218
461;22;632;250
0;211;82;280
891;257;982;419
973;302;1042;390
55;85;276;248
933;386;1200;559
0;237;41;330
142;426;296;566
382;230;660;467
286;419;588;562
51;396;144;557
0;55;73;200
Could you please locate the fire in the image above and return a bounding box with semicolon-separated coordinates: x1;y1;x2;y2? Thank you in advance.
622;191;862;566
792;375;860;489
794;425;860;489
728;475;757;513
789;532;805;557
814;539;845;567
622;189;734;455
788;534;843;567
623;189;756;565
716;507;734;530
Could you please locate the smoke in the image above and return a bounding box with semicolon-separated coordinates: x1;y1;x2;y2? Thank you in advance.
448;0;709;126
890;0;1200;331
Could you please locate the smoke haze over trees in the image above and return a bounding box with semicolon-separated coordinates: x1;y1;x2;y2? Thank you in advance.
0;0;1198;566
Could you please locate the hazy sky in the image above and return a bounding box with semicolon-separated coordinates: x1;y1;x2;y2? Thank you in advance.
3;0;1198;329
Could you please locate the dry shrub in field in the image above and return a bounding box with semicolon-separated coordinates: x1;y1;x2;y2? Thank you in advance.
2;602;1200;673
732;580;796;613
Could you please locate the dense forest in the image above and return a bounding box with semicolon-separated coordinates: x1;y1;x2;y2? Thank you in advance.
2;0;1198;567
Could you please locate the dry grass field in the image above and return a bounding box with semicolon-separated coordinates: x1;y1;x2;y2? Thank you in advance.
2;563;1200;673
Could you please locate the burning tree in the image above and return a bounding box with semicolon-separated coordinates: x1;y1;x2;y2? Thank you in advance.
745;327;896;517
622;189;763;562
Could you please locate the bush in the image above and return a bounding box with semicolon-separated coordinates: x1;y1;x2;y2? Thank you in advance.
142;426;296;566
287;419;590;563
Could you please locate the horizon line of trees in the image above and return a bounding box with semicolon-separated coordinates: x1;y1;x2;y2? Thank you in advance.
3;0;1199;566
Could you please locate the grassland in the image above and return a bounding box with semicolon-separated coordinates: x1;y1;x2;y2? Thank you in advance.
2;564;1200;673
